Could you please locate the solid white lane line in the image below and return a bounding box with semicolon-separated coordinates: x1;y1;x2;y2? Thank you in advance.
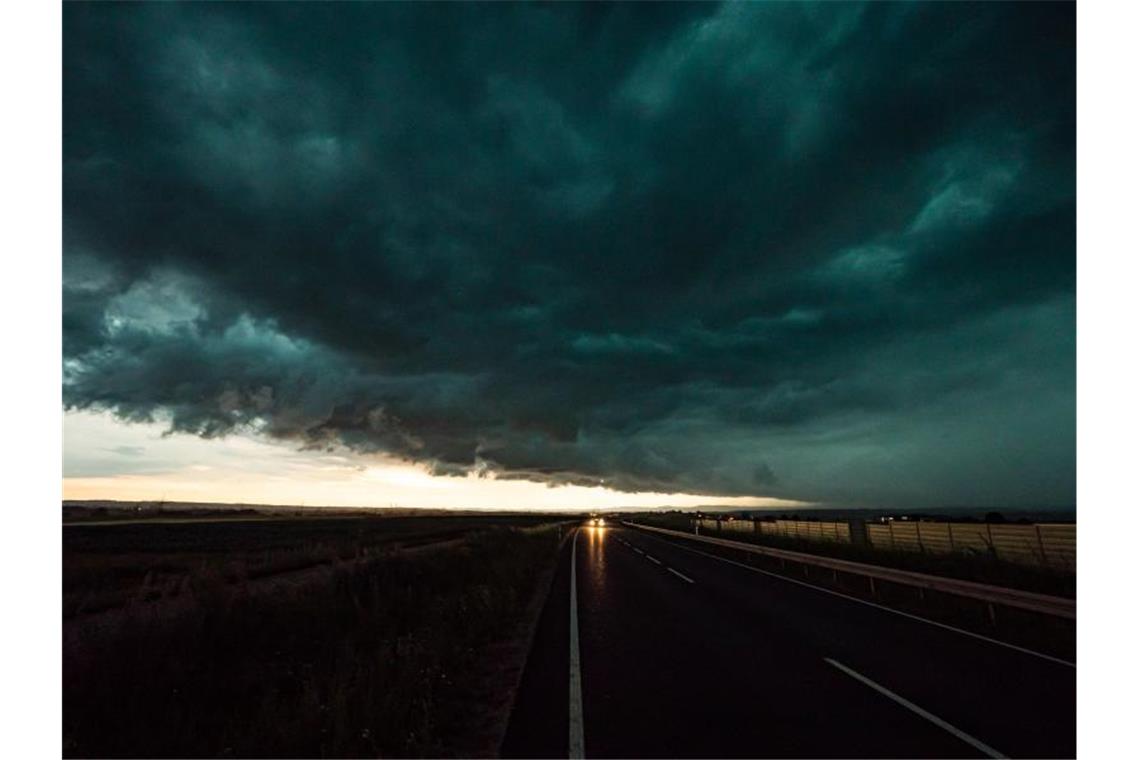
568;530;585;759
646;555;663;565
824;658;1006;759
636;533;1075;668
667;567;696;584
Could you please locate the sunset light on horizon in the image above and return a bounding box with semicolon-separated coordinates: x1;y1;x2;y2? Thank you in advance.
63;411;804;512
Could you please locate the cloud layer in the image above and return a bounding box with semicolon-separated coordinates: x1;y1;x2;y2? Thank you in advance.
63;2;1075;507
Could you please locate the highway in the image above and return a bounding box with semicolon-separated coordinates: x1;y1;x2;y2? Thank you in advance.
500;524;1075;759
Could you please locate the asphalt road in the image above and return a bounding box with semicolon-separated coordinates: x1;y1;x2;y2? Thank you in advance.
501;524;1075;759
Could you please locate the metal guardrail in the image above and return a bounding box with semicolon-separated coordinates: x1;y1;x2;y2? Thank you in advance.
624;522;1076;620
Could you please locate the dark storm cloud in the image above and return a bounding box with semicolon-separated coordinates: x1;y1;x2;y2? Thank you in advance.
63;1;1075;507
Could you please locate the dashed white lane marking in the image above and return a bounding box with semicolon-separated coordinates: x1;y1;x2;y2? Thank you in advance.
667;567;696;584
646;555;663;565
634;547;644;555
568;530;585;759
632;532;1075;668
824;658;1005;759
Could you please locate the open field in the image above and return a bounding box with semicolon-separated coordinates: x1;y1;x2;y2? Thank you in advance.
63;512;566;758
64;510;562;618
63;499;542;523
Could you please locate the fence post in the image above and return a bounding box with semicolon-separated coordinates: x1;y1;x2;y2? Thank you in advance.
888;520;896;550
1035;524;1048;567
948;522;956;552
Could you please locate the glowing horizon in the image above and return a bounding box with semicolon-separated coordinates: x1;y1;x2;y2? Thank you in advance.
63;411;807;512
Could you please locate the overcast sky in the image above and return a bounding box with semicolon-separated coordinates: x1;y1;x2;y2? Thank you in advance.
62;2;1074;510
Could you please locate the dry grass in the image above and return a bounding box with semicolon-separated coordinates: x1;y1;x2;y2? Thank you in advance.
63;514;553;618
63;523;563;758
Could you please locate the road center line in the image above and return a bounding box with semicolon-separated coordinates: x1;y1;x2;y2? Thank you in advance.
824;658;1006;759
633;530;1074;668
667;567;695;584
568;530;585;759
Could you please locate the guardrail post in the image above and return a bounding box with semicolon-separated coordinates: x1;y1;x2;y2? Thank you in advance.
868;577;877;598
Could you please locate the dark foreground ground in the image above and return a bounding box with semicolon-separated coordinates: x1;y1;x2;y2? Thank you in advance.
502;524;1075;759
64;514;1074;758
63;514;565;757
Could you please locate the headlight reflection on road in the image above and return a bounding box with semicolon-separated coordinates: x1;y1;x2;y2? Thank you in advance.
585;518;608;546
584;518;607;578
